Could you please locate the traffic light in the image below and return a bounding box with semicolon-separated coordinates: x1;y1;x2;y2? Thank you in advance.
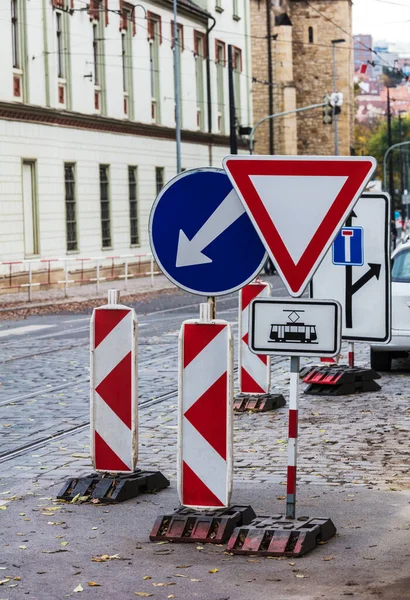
330;92;343;116
323;95;333;125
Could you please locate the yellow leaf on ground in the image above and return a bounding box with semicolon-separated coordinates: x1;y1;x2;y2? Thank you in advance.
71;493;81;504
73;584;84;592
168;595;175;599
19;545;27;550
14;577;21;581
0;506;7;510
143;576;152;581
276;496;286;500
0;579;11;585
88;582;101;587
61;541;69;547
153;582;176;587
208;568;219;574
134;593;152;597
295;574;305;578
323;556;334;561
191;579;201;582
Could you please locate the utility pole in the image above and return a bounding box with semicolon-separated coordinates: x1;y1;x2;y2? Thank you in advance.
266;0;274;155
387;87;394;215
331;38;345;156
228;45;238;154
173;0;182;174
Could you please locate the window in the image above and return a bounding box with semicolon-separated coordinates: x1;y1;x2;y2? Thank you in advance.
195;31;206;131
392;250;410;282
171;22;184;127
99;165;111;248
64;164;77;252
121;5;134;118
233;0;239;18
215;40;226;133
56;13;64;78
89;0;108;25
308;26;314;44
11;0;26;101
93;19;106;113
233;46;242;125
128;167;139;245
56;10;70;107
155;167;164;196
148;13;161;123
22;161;39;256
215;0;223;12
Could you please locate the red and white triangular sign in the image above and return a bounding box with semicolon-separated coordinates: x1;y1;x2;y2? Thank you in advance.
223;156;376;297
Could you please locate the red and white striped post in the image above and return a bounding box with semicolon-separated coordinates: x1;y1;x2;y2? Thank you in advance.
178;303;233;509
286;356;299;519
90;289;138;473
348;342;355;367
239;280;271;394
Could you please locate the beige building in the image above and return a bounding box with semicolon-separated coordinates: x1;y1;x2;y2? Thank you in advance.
250;0;354;156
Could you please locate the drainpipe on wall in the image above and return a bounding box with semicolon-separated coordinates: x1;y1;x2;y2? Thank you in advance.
266;0;274;154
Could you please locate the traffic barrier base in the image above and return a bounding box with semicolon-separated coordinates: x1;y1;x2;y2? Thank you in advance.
301;365;381;396
150;505;255;543
233;392;286;412
57;469;170;503
227;515;336;558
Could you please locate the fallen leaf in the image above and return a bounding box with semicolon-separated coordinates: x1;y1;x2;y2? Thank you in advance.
91;527;98;531
0;506;7;511
61;541;69;547
323;556;334;561
295;574;305;578
176;565;192;569
363;557;375;560
73;583;84;592
196;546;204;550
19;545;27;550
208;568;219;574
134;594;152;598
71;493;81;504
152;582;176;587
276;496;286;500
143;576;152;581
0;579;11;585
41;549;68;554
88;582;101;587
288;562;295;566
168;596;175;599
190;579;201;582
14;577;21;581
174;574;188;578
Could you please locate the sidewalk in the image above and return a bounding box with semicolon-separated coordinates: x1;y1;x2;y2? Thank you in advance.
0;274;177;318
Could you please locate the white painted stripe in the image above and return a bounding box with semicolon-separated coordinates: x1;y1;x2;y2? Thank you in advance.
289;371;299;411
288;437;297;466
242;340;269;392
0;324;54;338
182;418;228;505
93;311;132;387
93;391;133;470
183;326;228;412
62;317;90;324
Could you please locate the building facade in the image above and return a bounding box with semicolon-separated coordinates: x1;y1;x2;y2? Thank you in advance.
0;0;252;263
250;0;354;156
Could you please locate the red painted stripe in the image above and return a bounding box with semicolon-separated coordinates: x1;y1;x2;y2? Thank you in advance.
225;159;374;294
241;282;267;310
288;409;298;439
95;351;132;428
94;308;130;348
287;465;296;494
241;367;265;394
184;373;227;459
242;331;249;345
94;431;130;472
182;461;224;508
242;333;267;365
183;323;225;368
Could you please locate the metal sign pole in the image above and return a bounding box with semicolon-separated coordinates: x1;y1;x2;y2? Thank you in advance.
286;355;299;520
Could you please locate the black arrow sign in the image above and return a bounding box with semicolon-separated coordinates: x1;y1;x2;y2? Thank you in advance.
346;262;382;328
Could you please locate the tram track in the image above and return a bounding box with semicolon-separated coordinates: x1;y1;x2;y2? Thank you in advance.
0;389;178;466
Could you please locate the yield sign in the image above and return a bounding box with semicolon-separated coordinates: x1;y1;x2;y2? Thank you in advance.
223;156;377;297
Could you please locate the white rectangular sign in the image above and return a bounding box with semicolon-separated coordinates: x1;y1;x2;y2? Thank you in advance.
311;193;391;343
249;298;342;357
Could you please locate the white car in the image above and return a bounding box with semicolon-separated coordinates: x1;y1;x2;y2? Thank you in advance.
371;241;410;371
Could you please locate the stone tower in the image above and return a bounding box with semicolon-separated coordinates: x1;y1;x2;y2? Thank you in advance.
249;0;354;156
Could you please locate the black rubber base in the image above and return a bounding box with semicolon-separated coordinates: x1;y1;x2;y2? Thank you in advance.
150;505;256;544
301;365;381;396
227;515;336;557
234;393;286;412
57;469;170;502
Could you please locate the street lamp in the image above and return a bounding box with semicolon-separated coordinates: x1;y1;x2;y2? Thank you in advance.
331;38;345;156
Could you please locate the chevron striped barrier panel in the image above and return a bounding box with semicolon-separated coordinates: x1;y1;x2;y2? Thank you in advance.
234;280;285;412
150;304;254;542
58;290;169;502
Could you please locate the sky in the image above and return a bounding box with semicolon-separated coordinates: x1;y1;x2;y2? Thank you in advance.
353;0;410;48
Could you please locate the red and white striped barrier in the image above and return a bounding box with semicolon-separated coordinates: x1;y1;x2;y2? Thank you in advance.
239;280;271;394
90;289;138;473
178;305;233;510
286;356;299;519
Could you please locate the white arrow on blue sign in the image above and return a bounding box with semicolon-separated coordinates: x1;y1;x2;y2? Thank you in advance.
149;167;267;296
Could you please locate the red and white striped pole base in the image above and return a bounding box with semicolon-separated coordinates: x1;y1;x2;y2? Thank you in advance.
91;289;138;473
178;303;233;509
239;280;271;394
286;356;299;519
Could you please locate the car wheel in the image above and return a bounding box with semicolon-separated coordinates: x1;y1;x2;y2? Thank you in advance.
370;349;392;372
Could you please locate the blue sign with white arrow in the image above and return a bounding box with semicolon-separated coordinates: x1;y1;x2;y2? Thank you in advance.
149;168;267;296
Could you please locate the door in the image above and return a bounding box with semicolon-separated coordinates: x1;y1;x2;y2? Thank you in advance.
22;161;38;256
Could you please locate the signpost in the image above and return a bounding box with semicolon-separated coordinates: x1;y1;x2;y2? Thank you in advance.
223;156;377;297
149;167;267;296
311;193;391;345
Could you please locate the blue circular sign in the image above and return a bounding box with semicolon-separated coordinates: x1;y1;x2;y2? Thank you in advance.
149;168;267;296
